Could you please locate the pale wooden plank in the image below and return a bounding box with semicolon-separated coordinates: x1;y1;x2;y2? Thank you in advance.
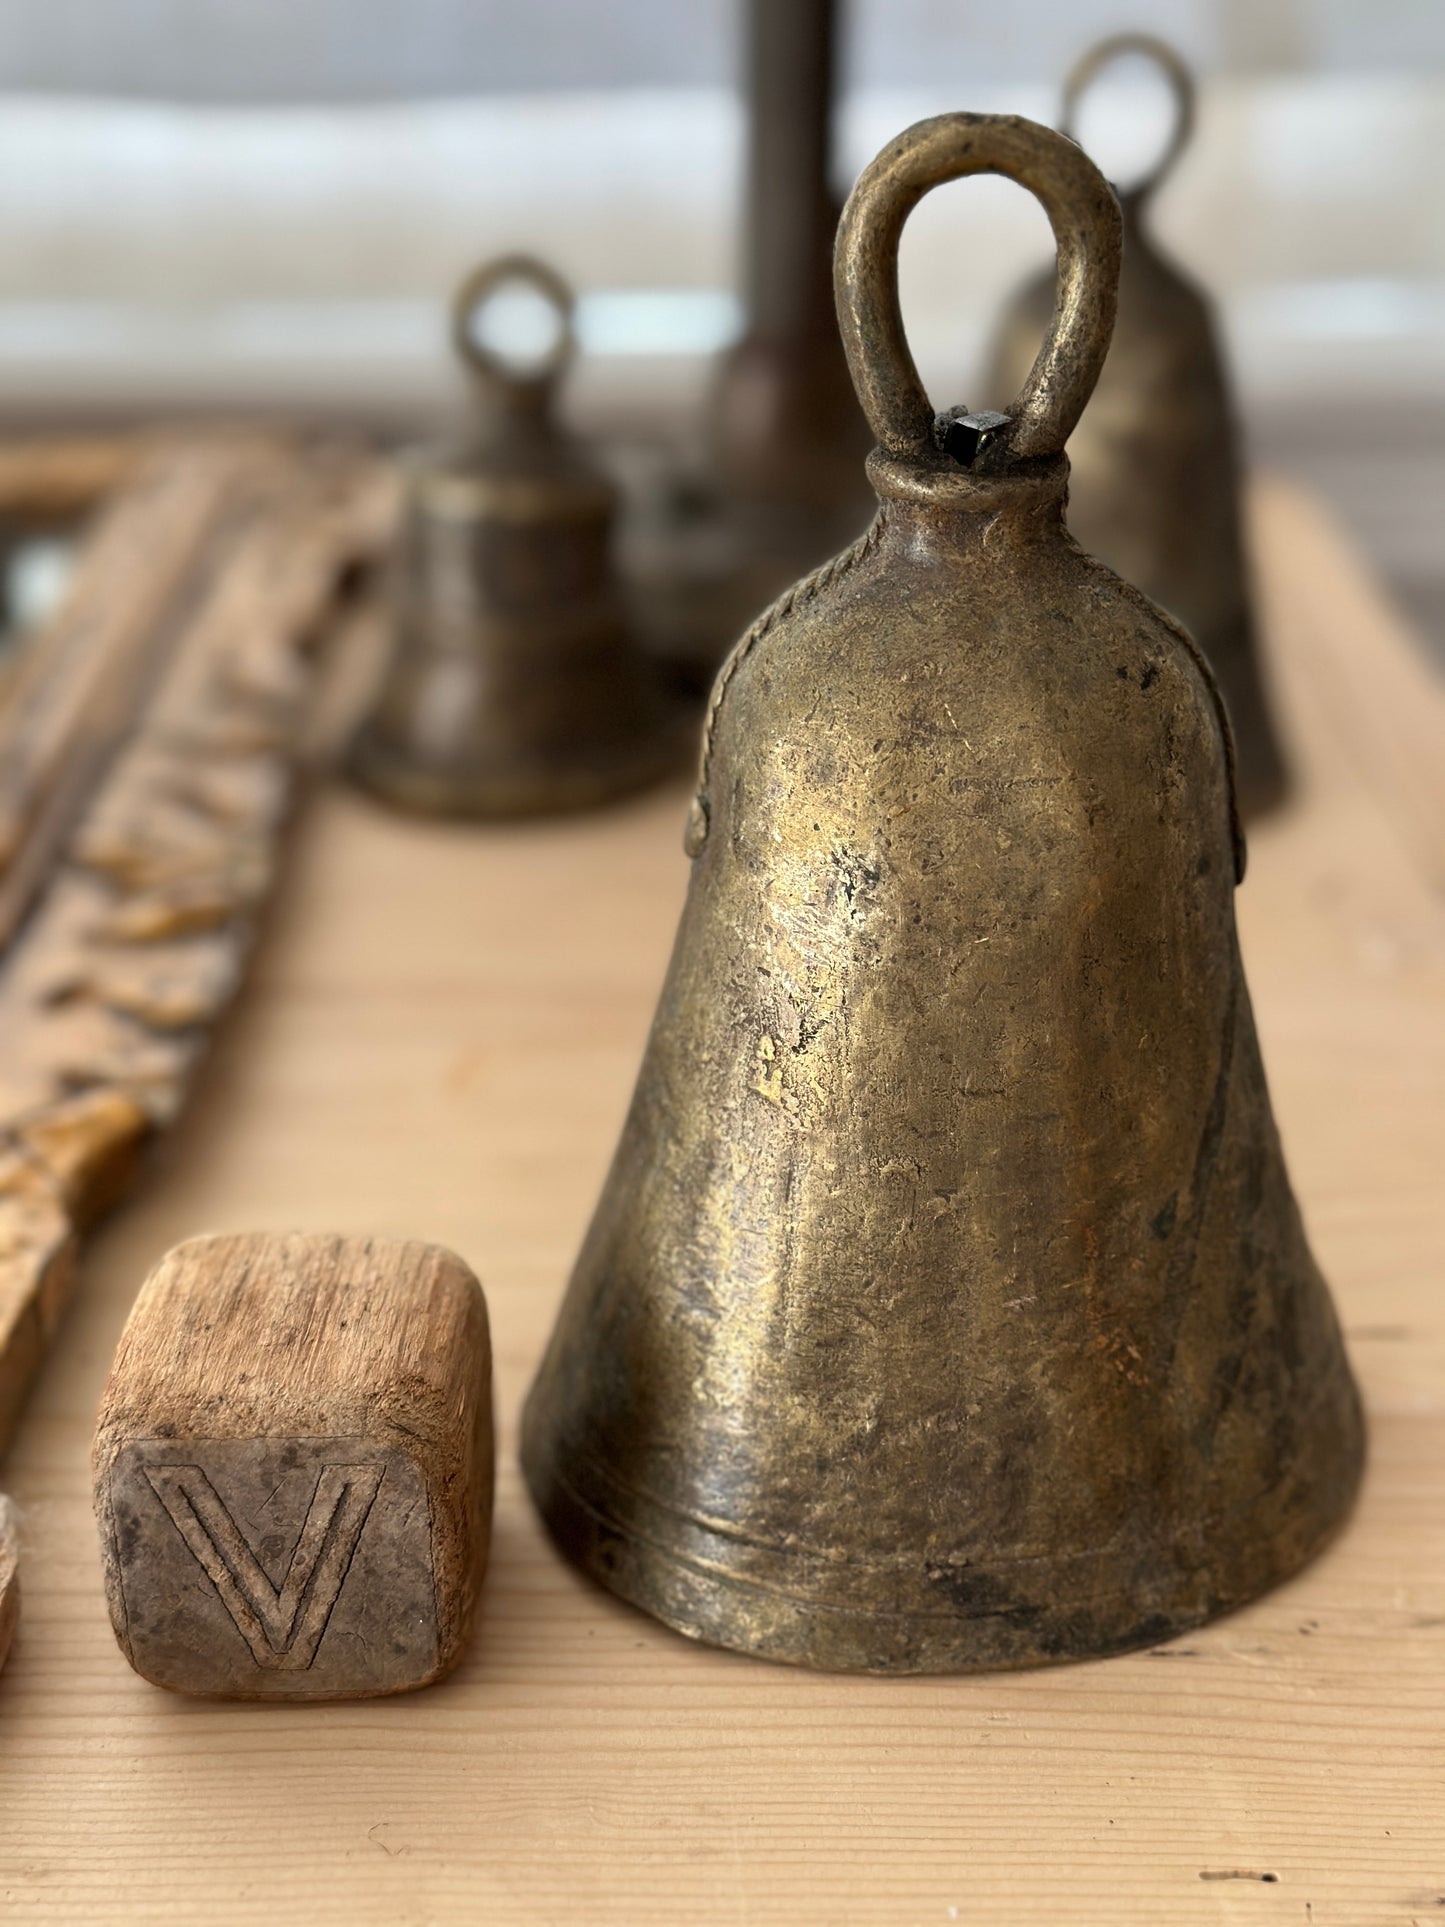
1246;477;1445;893
0;479;1439;1925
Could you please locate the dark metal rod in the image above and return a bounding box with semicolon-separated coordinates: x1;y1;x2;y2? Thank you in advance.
743;0;840;345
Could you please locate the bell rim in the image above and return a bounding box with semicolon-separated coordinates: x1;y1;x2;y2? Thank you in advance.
344;706;687;819
520;1382;1365;1676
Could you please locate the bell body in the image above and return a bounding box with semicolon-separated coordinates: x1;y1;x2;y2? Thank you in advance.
987;208;1287;817
522;450;1362;1672
350;431;675;816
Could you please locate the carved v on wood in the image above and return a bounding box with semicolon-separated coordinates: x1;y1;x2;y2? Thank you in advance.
144;1461;384;1669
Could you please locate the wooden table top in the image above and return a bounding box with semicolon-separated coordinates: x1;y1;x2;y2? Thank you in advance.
1;479;1441;1925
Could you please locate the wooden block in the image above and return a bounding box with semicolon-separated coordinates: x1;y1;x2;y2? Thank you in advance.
0;1492;16;1675
92;1233;492;1701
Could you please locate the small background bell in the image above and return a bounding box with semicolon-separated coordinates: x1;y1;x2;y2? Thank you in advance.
348;254;680;816
985;36;1290;819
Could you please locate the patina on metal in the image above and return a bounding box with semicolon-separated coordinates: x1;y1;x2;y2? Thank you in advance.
985;36;1288;818
629;0;873;692
523;112;1364;1674
348;255;678;816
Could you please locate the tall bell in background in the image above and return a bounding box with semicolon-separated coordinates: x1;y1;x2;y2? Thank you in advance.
348;255;677;816
627;0;873;694
524;114;1363;1674
705;0;873;610
986;38;1289;818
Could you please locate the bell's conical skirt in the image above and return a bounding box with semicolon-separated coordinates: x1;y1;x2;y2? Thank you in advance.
522;113;1363;1672
985;37;1289;819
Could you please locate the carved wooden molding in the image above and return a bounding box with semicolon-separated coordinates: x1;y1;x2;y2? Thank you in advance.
0;434;143;527
0;1492;16;1673
0;435;394;1463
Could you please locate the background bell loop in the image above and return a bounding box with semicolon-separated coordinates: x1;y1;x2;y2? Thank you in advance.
1060;32;1198;207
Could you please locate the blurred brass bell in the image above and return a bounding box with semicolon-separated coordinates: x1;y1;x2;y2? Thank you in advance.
986;37;1289;818
349;255;677;816
523;113;1363;1674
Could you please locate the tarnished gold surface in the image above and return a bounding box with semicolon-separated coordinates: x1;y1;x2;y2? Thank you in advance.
349;255;679;816
986;38;1288;818
522;111;1363;1675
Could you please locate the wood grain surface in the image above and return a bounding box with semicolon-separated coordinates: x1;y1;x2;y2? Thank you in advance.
0;478;1440;1924
94;1232;493;1699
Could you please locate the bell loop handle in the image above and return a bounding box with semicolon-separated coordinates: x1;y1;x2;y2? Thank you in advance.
451;253;578;411
1061;34;1197;205
834;113;1122;463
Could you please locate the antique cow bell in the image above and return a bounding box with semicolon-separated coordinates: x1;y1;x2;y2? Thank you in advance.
986;38;1288;818
523;114;1363;1674
348;255;677;816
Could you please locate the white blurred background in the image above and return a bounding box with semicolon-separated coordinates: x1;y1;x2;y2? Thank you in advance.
0;0;1439;648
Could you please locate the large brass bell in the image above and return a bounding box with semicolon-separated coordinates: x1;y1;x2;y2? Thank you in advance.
986;37;1288;818
523;114;1363;1674
349;255;677;815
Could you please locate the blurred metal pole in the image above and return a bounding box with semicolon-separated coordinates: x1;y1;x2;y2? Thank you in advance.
713;0;870;517
632;0;872;693
744;0;840;351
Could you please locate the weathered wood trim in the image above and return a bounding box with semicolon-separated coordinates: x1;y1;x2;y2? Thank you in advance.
0;438;393;1461
0;1491;16;1674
